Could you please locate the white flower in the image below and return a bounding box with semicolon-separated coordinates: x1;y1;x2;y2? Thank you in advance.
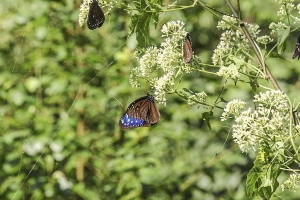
152;71;175;105
217;64;240;80
130;21;192;106
269;22;288;35
221;99;246;121
212;16;260;66
230;90;289;152
187;92;207;106
78;0;91;27
281;173;300;191
256;35;273;45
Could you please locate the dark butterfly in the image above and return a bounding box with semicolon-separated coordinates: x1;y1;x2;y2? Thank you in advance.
183;32;193;63
292;35;300;59
119;93;160;129
87;0;105;30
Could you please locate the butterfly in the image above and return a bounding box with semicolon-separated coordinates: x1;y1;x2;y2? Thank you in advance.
292;35;300;59
183;32;193;63
119;93;160;129
87;0;105;30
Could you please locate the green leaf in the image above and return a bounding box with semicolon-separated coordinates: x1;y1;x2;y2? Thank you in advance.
202;111;213;130
277;26;290;54
219;97;228;103
246;154;282;199
129;0;162;48
232;56;246;67
246;167;261;198
268;52;288;61
129;13;151;47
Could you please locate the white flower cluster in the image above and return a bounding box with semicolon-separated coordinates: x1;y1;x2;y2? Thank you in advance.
130;21;196;105
161;21;186;37
222;90;289;152
137;47;159;77
78;0;91;27
256;35;273;45
212;16;261;67
187;92;207;106
217;64;240;81
158;37;182;73
293;3;300;23
269;22;289;35
221;99;246;121
253;90;289;112
277;2;295;21
297;3;300;13
270;1;300;32
281;173;300;191
153;71;175;106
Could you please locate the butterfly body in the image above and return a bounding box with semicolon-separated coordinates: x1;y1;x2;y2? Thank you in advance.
183;33;193;63
87;0;105;30
119;93;160;129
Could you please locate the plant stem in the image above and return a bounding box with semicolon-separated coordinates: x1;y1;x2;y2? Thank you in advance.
225;0;281;91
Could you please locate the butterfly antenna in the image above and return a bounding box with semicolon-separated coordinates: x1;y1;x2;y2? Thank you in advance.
113;97;123;107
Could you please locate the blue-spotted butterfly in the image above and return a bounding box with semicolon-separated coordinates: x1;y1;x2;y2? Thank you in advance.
87;0;105;30
119;93;160;129
292;35;300;59
183;32;193;63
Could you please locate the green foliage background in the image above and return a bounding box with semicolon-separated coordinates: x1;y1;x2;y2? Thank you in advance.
1;0;300;199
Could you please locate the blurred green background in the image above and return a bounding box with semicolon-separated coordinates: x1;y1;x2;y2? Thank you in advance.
1;0;300;199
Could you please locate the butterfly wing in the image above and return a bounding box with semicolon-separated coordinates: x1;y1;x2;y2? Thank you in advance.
292;35;300;60
183;33;193;63
118;113;147;129
119;94;160;129
144;95;160;126
119;96;149;129
87;0;105;30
